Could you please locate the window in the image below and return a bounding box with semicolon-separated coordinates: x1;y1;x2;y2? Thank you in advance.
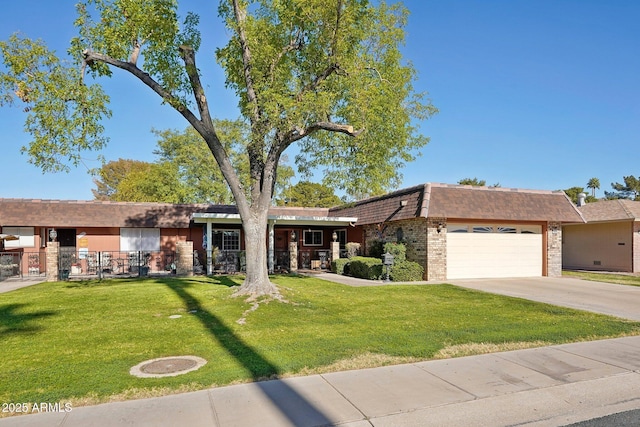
447;225;469;233
335;229;347;248
212;230;240;251
520;225;542;234
497;226;517;233
303;230;323;246
120;228;160;251
472;226;493;233
3;227;35;248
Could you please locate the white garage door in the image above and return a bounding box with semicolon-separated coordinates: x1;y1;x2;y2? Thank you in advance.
446;224;542;279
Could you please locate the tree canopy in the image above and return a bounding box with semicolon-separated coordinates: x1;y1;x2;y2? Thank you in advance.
276;181;342;208
605;176;640;200
0;0;436;296
563;186;597;205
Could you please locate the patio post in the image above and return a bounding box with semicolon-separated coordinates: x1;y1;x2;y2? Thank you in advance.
268;220;275;274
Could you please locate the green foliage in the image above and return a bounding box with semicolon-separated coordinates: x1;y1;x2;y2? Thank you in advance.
91;158;150;200
331;258;350;275
458;177;486;186
390;260;424;282
349;256;383;280
0;34;111;172
606;175;640;200
217;0;437;199
383;242;406;263
276;180;341;207
586;177;600;197
563;186;597;204
112;161;191;203
369;240;385;259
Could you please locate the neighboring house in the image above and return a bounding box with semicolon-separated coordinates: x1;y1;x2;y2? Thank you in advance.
330;183;584;280
1;182;584;281
563;199;640;272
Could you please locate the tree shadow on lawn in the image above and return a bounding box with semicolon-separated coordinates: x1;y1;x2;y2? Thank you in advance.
0;303;56;337
163;280;335;427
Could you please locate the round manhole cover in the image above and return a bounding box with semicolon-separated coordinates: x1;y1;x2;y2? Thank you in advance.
130;356;207;378
141;358;197;374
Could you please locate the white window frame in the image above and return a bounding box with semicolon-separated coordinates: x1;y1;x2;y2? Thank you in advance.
303;230;323;246
3;227;35;248
120;228;160;252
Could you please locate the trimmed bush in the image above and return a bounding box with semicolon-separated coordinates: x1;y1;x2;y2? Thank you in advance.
390;260;424;282
349;256;383;280
369;240;385;259
345;242;361;258
383;242;406;263
332;258;350;275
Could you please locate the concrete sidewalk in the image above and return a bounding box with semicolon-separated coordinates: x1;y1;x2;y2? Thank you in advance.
2;335;640;426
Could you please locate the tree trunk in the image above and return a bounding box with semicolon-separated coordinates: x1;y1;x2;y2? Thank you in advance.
234;209;279;297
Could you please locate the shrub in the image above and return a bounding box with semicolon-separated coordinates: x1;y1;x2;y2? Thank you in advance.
369;240;385;259
332;258;350;275
383;242;406;263
345;242;361;258
390;260;424;282
349;256;383;280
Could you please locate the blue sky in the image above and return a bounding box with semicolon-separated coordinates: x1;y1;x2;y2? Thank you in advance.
1;0;638;200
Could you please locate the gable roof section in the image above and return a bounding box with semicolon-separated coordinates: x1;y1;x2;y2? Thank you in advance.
578;199;640;222
330;183;585;225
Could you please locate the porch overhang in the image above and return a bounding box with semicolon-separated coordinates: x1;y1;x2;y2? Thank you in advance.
191;213;358;227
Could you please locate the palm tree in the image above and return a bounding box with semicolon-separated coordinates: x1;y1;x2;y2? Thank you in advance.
587;177;600;197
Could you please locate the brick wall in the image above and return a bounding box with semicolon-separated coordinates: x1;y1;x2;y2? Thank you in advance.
362;219;428;273
546;221;562;277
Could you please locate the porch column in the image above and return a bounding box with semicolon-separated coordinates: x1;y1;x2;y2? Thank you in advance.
268;220;275;274
331;241;340;263
289;240;298;272
206;221;213;275
176;241;194;277
45;241;59;282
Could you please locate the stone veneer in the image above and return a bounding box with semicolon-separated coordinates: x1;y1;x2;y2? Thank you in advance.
363;218;429;278
546;221;562;277
176;241;194;276
45;241;59;282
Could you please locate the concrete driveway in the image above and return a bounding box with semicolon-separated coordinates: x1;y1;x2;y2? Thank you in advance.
449;276;640;321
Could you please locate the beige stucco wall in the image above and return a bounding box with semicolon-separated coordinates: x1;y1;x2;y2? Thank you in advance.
563;221;633;272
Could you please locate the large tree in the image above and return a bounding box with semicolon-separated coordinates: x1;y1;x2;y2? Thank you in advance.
606;176;640;200
0;0;435;296
586;177;600;198
92;158;149;200
276;180;341;208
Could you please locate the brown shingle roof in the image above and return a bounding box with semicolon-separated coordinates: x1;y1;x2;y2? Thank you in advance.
578;199;640;222
0;199;332;228
330;183;585;225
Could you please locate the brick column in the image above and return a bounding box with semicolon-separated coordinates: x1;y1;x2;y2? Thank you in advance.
289;241;298;272
426;218;447;281
330;241;340;264
176;241;194;277
45;241;59;282
546;222;562;277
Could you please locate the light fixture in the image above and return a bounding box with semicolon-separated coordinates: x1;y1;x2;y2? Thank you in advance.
291;230;296;242
77;232;87;239
49;228;57;242
332;231;338;242
437;223;444;233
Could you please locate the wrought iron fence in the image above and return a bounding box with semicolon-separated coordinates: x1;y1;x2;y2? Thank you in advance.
59;250;176;279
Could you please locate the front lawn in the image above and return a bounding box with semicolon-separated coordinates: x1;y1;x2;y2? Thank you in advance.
1;275;639;409
563;270;640;287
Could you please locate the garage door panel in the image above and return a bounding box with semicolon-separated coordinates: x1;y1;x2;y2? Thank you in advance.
447;232;542;279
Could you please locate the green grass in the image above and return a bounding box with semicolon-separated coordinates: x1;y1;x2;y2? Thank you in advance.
1;275;639;408
563;270;640;287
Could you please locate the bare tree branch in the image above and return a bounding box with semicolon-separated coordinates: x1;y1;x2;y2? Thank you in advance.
179;45;214;129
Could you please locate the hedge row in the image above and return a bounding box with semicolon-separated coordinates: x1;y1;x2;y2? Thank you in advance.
331;256;424;282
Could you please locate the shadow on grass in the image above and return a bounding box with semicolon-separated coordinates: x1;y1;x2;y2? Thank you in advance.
164;280;335;426
0;303;56;336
